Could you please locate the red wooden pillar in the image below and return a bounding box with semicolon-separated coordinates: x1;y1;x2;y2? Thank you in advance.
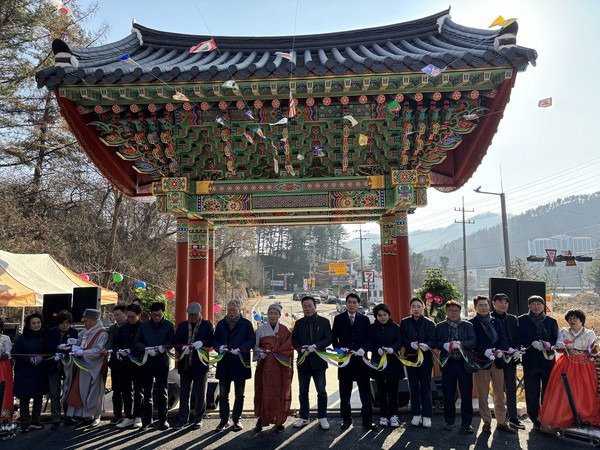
175;219;189;325
395;211;411;320
207;226;215;322
188;219;209;318
381;214;400;322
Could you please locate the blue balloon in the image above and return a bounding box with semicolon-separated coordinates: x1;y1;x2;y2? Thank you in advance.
136;281;146;289
253;314;261;321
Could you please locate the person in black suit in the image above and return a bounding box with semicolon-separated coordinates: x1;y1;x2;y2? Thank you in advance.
518;295;558;429
434;300;476;433
332;293;375;430
491;293;523;430
172;302;214;430
46;310;78;430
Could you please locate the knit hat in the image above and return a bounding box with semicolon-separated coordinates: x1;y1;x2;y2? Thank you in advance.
268;303;282;314
187;302;201;314
82;309;101;319
528;295;545;306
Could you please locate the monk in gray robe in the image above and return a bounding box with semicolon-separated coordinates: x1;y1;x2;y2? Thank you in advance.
62;308;108;428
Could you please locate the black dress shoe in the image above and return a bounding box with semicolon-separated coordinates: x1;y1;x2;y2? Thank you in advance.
254;418;263;432
51;423;60;431
340;421;352;430
159;421;170;431
444;423;456;430
76;418;94;429
275;425;285;432
461;425;475;433
216;420;229;431
64;417;78;426
191;422;202;430
363;422;377;431
140;422;152;431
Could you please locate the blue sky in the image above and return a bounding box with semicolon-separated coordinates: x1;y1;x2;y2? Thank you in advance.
79;0;600;234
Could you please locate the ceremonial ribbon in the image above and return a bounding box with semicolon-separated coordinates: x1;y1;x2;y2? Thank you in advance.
362;352;387;371
395;348;425;368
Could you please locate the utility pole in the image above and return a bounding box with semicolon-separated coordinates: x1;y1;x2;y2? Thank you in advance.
455;197;474;312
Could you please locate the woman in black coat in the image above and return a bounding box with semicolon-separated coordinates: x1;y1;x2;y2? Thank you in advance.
399;298;436;428
368;303;403;428
12;313;49;432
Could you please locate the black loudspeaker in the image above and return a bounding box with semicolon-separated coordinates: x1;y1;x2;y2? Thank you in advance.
518;280;546;316
72;287;101;322
489;278;519;316
42;293;72;327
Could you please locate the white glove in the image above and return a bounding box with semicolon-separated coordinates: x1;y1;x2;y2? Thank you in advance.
377;348;384;356
117;349;129;357
443;343;451;352
54;353;65;361
554;341;565;350
71;345;82;354
410;341;419;350
452;341;462;349
260;352;268;360
508;347;516;353
354;348;365;357
484;348;495;360
192;340;203;349
74;348;84;357
58;343;70;351
157;345;165;354
181;345;191;355
67;338;78;345
307;344;317;353
147;348;157;357
419;343;429;351
219;345;227;353
532;340;542;350
512;350;522;361
385;347;394;354
229;348;240;356
542;341;551;350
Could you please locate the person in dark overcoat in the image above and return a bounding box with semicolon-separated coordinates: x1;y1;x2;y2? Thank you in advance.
400;298;436;428
13;313;49;432
332;292;375;430
434;300;476;433
172;302;214;430
213;299;255;432
518;295;558;429
369;303;403;428
46;310;78;429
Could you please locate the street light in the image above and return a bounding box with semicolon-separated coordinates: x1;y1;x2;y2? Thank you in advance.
474;186;512;278
262;265;273;295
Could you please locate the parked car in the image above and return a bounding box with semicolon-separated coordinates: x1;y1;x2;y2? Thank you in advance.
312;295;321;304
268;293;276;299
326;295;337;304
336;298;346;313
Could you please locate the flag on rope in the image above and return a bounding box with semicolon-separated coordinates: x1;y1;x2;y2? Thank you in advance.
288;92;298;119
275;51;293;61
222;80;239;90
358;134;369;146
489;15;505;28
245;110;255;120
253;126;264;138
190;38;217;54
269;117;288;126
51;0;72;16
172;92;190;102
538;97;553;108
387;100;401;112
119;54;140;66
421;64;445;77
244;132;254;144
343;115;358;127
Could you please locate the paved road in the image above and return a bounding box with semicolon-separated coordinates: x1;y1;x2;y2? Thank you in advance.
1;415;583;449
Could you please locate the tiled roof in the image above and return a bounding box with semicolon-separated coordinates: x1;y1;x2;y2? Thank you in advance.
36;9;536;88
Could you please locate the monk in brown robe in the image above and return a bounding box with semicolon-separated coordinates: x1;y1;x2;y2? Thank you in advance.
253;303;293;432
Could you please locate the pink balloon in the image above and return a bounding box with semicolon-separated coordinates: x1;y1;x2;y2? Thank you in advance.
80;273;90;281
214;304;222;313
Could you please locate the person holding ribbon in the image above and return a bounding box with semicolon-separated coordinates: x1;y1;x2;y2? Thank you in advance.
134;302;174;431
63;308;108;429
105;304;128;426
172;302;214;430
491;293;523;430
114;303;144;429
469;295;515;434
434;300;476;433
13;313;48;432
369;303;403;428
333;292;375;431
291;295;332;430
0;318;14;430
253;303;293;433
538;309;600;430
517;295;558;429
400;297;436;429
46;310;78;430
213;299;255;432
